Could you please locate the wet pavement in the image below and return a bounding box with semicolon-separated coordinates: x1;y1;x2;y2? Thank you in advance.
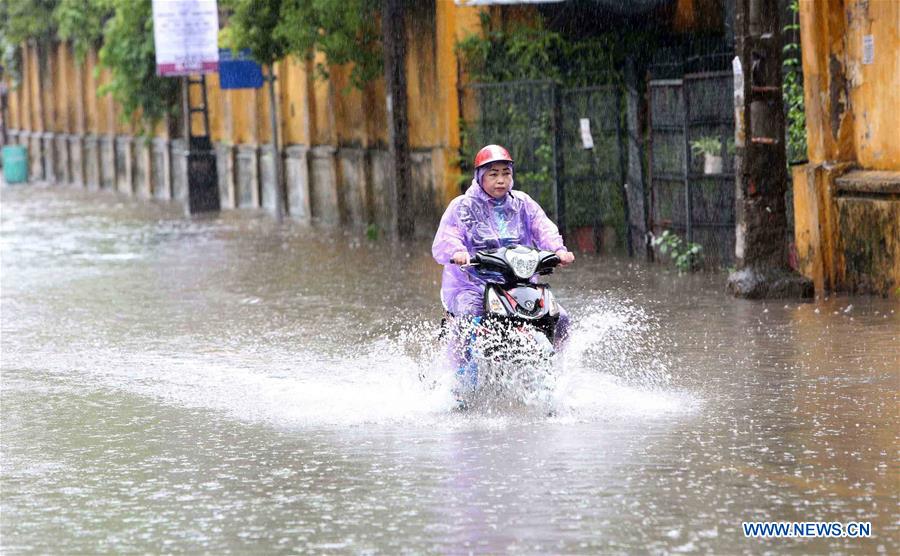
2;185;898;554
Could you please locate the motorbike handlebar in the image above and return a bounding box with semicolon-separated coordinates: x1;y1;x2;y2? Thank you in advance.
458;250;561;272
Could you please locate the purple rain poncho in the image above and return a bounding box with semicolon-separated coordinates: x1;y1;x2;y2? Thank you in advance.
431;172;567;316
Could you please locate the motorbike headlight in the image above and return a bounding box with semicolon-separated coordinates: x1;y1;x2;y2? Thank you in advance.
506;248;539;279
486;288;506;315
545;288;560;316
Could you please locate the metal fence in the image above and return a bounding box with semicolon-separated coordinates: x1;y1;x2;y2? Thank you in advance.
459;80;629;254
648;71;736;268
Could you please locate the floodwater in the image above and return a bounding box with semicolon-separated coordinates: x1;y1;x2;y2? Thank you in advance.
1;185;897;554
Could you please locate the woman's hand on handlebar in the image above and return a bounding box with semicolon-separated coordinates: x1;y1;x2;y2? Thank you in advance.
555;249;575;267
451;251;470;265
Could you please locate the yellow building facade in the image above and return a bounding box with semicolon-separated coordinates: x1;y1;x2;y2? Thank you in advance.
792;0;900;296
4;2;484;234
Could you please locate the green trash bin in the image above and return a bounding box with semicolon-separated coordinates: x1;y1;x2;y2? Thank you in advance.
3;145;28;184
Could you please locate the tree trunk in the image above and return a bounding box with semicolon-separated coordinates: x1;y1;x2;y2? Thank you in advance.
267;66;285;223
727;0;812;298
382;0;414;239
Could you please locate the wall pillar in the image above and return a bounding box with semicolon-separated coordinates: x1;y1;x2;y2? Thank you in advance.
284;145;311;222
309;145;340;225
54;134;70;185
41;131;56;183
99;134;116;189
173;138;189;202
115;135;134;194
369;148;392;233
83;134;101;189
214;143;236;209
338;147;370;227
236;144;260;208
134;138;152;199
259;143;280;213
68;134;85;186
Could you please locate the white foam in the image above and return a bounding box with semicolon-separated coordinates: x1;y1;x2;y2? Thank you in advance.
6;299;697;429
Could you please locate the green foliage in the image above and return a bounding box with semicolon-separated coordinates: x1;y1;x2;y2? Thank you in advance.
0;0;58;79
303;0;381;88
98;0;178;133
221;0;287;66
365;223;379;241
690;136;721;156
54;0;112;61
223;0;382;89
783;0;807;163
651;230;702;272
456;12;626;88
0;0;58;45
456;14;641;235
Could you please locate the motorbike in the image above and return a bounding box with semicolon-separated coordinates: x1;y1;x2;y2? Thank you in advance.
450;245;564;409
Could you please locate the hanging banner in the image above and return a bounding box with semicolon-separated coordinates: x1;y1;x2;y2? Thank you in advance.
152;0;219;76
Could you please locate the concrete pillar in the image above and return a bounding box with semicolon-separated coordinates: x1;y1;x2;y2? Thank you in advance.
41;132;56;184
215;142;237;209
284;145;311;222
410;149;438;236
369;149;392;233
134;138;152;199
259;143;280;213
167;139;188;203
28;132;43;183
99;135;116;189
153;137;174;200
236;144;260;208
309;145;340;225
83;134;101;190
54;134;70;185
68;134;85;187
338;147;370;227
115;135;134;194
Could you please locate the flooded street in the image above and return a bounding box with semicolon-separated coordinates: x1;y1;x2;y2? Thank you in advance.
2;186;898;554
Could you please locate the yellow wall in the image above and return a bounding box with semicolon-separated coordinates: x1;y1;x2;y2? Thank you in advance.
8;77;20;130
843;0;899;170
331;63;369;147
83;49;98;134
280;57;311;146
794;0;899;296
56;43;69;133
406;3;438;149
4;2;492;199
800;0;900;169
29;43;43;131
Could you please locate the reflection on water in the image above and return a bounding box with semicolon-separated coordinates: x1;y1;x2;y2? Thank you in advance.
2;186;898;553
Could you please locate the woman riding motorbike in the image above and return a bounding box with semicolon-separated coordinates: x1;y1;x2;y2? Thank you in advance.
432;145;574;391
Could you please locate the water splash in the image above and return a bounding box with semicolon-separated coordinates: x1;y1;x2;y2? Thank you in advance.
5;297;693;428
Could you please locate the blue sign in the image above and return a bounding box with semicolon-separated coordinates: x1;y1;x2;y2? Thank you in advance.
218;49;264;89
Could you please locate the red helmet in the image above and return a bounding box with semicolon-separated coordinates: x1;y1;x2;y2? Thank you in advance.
473;144;513;169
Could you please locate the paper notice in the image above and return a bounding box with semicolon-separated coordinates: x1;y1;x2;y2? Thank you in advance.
863;35;874;65
579;118;594;150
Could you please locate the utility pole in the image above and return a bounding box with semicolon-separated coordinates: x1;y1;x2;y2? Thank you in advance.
727;0;811;298
382;0;414;239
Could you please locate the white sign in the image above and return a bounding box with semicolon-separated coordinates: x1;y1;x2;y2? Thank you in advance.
732;56;745;147
862;34;874;65
152;0;219;76
579;118;594;150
